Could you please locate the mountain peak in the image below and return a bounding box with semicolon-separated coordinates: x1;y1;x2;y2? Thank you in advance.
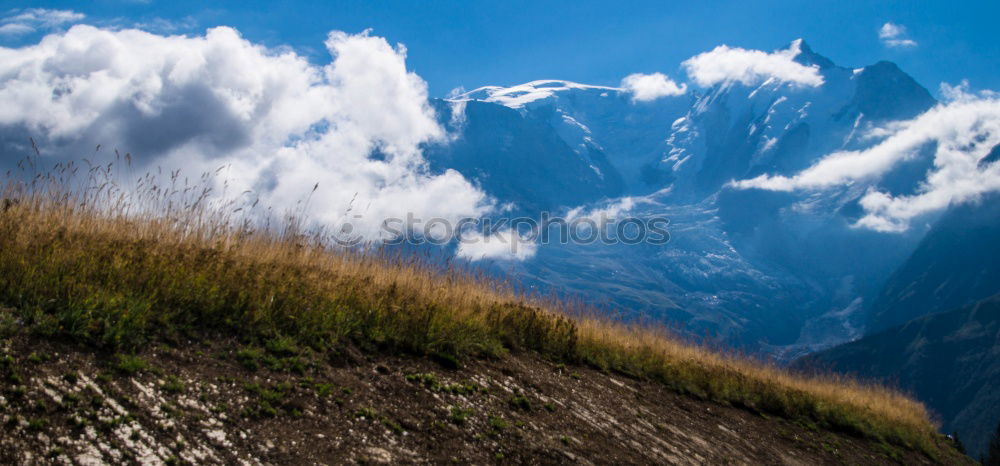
790;38;836;69
845;60;936;120
451;80;620;108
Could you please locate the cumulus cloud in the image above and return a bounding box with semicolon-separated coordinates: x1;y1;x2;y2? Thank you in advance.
0;8;84;37
682;39;824;88
455;228;538;261
879;22;917;48
0;24;495;243
732;92;1000;232
620;72;687;102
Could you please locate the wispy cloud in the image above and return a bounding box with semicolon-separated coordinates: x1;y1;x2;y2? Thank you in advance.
682;39;824;88
131;16;198;34
0;22;33;36
620;72;687;102
0;8;84;37
732;88;1000;232
879;22;918;48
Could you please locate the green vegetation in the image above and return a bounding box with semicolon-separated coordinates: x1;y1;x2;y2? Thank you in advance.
508;394;532;411
404;372;481;395
241;382;292;418
161;376;186;394
113;355;149;376
26;417;48;431
355;407;403;433
313;383;334;398
449;406;474;425
235;344;309;373
488;415;509;433
404;372;438;387
62;372;79;386
0;159;949;456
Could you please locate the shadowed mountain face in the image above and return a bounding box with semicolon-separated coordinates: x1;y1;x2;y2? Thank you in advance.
868;190;1000;333
794;295;1000;459
425;41;945;355
423;100;625;214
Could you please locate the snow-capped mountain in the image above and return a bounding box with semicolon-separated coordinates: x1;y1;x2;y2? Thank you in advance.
425;40;987;356
450;79;693;195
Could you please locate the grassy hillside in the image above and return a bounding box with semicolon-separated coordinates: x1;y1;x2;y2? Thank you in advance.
0;157;956;459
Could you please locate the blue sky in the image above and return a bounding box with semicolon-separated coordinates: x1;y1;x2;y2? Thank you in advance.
3;0;999;98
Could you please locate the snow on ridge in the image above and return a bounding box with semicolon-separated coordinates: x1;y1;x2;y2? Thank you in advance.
449;80;622;108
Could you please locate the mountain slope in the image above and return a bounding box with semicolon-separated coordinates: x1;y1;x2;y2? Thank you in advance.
869;190;1000;333
0;332;969;464
795;294;1000;459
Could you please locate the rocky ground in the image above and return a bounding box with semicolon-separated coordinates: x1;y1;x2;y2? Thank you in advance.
0;334;971;465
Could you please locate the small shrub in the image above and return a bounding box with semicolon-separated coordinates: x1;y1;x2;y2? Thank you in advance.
27;417;48;431
431;352;460;370
508;394;531;411
161;376;185;394
235;347;264;371
113;354;148;375
449;406;474;425
242;382;289;418
314;383;334;398
265;336;300;357
61;372;79;386
353;407;402;433
405;372;438;388
61;392;81;408
489;415;509;431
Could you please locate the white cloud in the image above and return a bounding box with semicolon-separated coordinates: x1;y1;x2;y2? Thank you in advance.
566;196;646;223
940;79;998;103
0;8;84;39
8;8;84;27
131;16;198;34
878;23;904;40
455;228;538;261
732;93;1000;232
0;25;495;244
878;22;918;48
620;72;687;102
682;39;824;88
0;23;33;36
884;39;917;48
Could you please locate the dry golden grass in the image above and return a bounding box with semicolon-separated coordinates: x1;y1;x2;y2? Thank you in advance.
0;156;945;456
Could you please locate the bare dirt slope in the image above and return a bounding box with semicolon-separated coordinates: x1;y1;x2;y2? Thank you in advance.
0;334;969;465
